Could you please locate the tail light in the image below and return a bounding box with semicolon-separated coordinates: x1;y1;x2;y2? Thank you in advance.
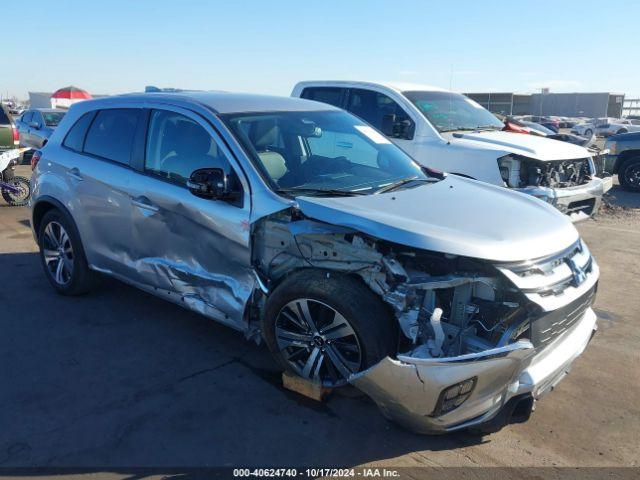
31;150;42;170
12;126;19;145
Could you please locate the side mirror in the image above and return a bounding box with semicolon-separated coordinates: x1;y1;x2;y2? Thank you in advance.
187;168;228;199
29;121;41;130
381;114;414;140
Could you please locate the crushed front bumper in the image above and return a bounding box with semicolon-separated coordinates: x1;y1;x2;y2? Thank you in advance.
516;177;611;222
349;307;597;434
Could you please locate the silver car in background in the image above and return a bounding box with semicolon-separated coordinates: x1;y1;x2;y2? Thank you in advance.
30;91;599;434
16;108;66;150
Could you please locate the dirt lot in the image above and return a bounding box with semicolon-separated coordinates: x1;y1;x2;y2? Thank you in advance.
0;166;638;469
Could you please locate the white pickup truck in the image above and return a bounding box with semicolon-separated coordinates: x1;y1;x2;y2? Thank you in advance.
292;81;612;221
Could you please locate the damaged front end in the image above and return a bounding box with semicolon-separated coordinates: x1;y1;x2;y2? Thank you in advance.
252;208;598;433
498;154;609;221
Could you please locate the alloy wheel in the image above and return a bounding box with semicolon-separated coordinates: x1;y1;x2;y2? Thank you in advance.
42;221;74;286
275;298;362;386
624;163;640;188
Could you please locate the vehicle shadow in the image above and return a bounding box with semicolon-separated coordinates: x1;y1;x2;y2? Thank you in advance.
603;184;640;209
0;251;488;468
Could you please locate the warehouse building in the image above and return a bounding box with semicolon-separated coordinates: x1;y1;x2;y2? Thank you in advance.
465;91;625;118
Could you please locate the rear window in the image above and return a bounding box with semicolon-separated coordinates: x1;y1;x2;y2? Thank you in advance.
83;109;141;164
0;106;11;125
63;112;96;152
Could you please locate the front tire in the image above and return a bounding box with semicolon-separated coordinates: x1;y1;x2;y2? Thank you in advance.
584;128;593;137
619;156;640;192
38;209;93;295
262;270;397;387
617;129;628;135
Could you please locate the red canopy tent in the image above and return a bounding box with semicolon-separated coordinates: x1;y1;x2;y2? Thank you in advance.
50;86;92;109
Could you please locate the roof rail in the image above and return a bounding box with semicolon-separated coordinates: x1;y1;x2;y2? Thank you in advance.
144;85;184;93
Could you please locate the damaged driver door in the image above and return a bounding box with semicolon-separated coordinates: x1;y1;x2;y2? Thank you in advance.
126;106;254;331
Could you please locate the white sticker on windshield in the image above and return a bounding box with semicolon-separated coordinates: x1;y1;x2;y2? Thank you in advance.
355;125;391;144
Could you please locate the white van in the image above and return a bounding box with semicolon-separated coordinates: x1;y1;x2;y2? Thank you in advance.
292;81;612;221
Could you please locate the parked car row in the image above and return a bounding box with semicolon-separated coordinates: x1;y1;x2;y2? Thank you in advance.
572;117;640;137
29;87;600;435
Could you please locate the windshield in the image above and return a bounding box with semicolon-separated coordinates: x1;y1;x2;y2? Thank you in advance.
43;111;65;127
403;91;504;133
222;110;432;196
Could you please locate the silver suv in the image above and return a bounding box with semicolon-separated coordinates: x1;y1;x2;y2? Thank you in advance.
30;91;599;434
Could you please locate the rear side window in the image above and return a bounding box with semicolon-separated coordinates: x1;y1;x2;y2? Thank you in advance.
21;111;33;124
0;106;11;124
84;109;141;164
63;112;96;152
301;87;345;108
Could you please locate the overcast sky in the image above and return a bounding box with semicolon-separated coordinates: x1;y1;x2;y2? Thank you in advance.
3;0;639;100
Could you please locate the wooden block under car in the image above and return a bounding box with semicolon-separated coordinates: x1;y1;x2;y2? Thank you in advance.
282;371;333;401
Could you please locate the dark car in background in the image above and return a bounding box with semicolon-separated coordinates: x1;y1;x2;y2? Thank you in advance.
604;132;640;191
0;105;20;153
16;108;66;149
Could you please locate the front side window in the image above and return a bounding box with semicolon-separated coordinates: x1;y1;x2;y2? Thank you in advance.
31;112;44;127
223;110;431;196
84;109;141;164
21;111;33;124
145;110;231;186
404;91;504;133
346;89;413;134
43;111;65;127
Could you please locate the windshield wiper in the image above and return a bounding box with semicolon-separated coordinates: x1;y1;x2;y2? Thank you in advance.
374;177;436;194
441;125;501;133
276;187;369;197
475;124;502;131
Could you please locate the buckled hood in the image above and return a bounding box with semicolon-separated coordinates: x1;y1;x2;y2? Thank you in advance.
442;130;590;161
295;175;579;262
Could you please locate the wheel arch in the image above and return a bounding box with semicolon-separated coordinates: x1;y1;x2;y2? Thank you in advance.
32;196;71;235
32;197;86;260
614;149;640;174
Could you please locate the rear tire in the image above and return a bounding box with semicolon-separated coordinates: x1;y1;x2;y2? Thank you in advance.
262;270;397;387
37;209;93;295
584;129;593;137
618;156;640;192
1;176;31;206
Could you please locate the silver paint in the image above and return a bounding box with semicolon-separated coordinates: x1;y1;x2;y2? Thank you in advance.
31;91;601;433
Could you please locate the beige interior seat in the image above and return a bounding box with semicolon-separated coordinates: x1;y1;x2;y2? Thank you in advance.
258;151;287;181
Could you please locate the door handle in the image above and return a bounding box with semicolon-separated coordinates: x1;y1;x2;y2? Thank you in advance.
131;196;159;213
336;141;353;149
66;167;83;181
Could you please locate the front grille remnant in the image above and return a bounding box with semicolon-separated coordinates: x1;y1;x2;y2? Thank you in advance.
531;285;596;347
521;158;592;188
